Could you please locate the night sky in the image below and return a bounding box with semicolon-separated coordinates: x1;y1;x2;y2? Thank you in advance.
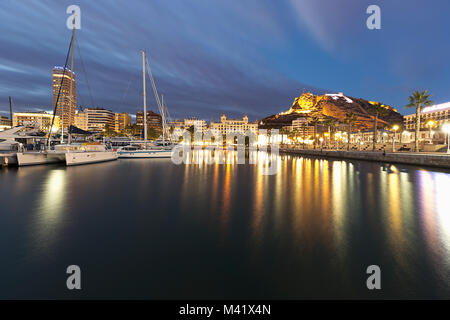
1;0;449;120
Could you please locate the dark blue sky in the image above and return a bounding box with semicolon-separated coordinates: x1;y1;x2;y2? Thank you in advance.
1;0;449;120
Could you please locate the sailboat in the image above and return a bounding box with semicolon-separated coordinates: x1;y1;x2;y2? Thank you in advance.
117;50;172;158
17;16;118;166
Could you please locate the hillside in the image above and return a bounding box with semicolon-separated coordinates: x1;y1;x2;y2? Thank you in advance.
259;92;404;130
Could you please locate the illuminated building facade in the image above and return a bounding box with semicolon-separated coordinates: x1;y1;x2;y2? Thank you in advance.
52;67;76;129
210;114;258;135
184;118;207;132
404;102;450;130
0;116;12;131
74;111;89;131
292;118;315;137
136;110;162;130
0;116;11;126
12;112;60;132
79;108;115;133
114;113;132;133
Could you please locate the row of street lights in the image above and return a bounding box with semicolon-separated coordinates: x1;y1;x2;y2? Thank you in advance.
287;121;450;154
392;121;450;154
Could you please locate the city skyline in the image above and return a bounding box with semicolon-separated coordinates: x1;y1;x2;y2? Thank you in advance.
1;0;450;121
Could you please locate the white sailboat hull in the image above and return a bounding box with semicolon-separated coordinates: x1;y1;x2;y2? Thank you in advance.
117;149;172;158
65;151;118;166
16;152;63;166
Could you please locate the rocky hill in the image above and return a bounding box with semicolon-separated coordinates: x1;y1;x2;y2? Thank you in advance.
259;92;404;130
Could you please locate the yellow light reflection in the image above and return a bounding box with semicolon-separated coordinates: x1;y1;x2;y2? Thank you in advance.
34;169;67;253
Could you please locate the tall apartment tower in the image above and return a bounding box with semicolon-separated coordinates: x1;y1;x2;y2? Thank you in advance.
52;66;76;129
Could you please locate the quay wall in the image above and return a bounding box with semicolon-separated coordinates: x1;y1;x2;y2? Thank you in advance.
279;148;450;169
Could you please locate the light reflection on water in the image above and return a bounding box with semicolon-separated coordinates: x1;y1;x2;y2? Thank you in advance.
1;150;450;298
33;169;67;255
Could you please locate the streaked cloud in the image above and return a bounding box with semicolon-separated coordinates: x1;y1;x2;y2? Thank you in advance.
0;0;449;118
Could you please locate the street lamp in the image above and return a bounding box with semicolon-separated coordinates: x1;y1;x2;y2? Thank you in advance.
426;120;435;144
392;125;399;152
443;123;450;154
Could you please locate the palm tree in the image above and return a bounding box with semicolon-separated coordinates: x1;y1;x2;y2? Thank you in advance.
324;118;337;149
405;90;433;152
368;103;388;151
309;116;321;149
344;112;357;151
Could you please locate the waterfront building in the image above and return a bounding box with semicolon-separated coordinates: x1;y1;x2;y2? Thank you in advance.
166;119;183;137
52;66;76;129
167;118;207;132
291;118;315;137
403;102;450;143
74;111;89;131
168;119;184;128
12;111;60;132
79;108;115;133
210;114;258;135
404;102;450;130
166;118;206;138
136;110;162;130
73;110;131;133
184;118;208;132
114;113;132;133
0;116;11;130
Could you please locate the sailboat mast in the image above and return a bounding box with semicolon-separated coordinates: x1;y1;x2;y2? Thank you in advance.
61;98;64;143
8;96;13;128
161;94;165;144
142;50;147;142
68;16;75;144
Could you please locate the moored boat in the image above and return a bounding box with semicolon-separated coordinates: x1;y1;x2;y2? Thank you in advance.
117;145;171;158
52;143;118;166
117;50;174;159
16;151;62;166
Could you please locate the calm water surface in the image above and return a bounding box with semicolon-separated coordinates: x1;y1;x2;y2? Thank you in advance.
1;151;450;299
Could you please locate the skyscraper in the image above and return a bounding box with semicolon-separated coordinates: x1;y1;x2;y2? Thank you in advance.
52;66;76;129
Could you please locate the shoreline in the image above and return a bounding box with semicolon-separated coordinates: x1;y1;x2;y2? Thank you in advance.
279;147;450;169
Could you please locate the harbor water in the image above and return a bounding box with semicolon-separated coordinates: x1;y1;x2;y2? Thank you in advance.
1;150;450;299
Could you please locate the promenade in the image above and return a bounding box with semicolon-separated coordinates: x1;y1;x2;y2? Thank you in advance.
279;147;450;169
